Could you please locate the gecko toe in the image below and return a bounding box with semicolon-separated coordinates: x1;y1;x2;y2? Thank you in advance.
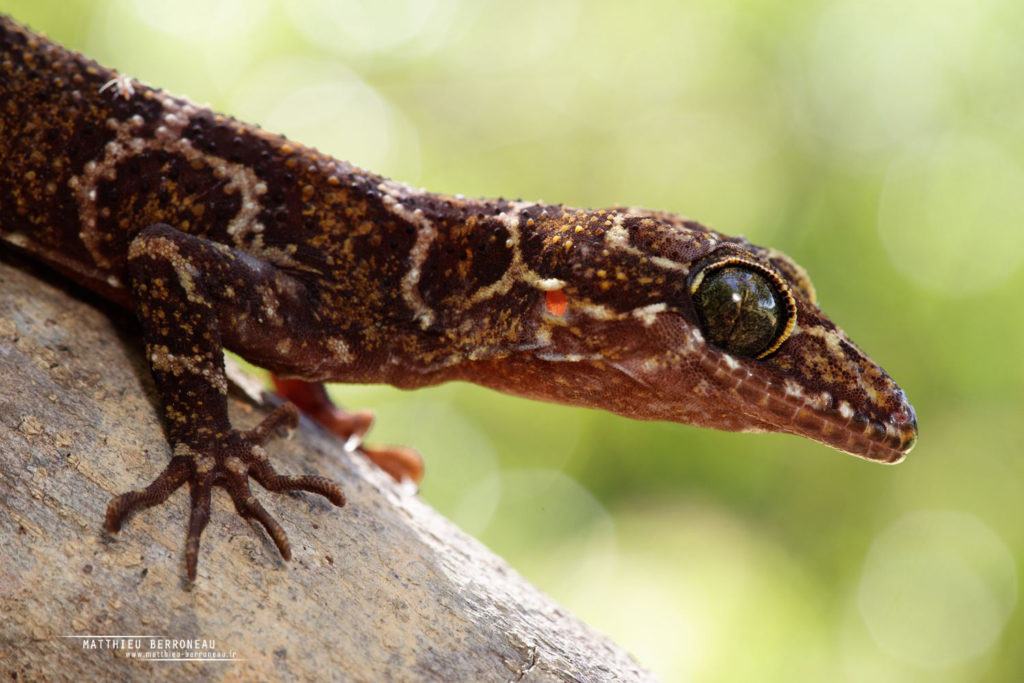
243;403;300;443
248;456;347;507
104;456;191;533
185;477;213;582
224;471;293;561
105;416;345;581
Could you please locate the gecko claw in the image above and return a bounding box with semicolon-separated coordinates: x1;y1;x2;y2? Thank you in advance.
343;432;363;454
104;406;345;581
104;456;191;534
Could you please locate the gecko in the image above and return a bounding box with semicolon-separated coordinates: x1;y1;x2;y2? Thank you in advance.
0;16;917;582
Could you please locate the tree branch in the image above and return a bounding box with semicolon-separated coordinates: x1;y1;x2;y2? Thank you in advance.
0;254;653;681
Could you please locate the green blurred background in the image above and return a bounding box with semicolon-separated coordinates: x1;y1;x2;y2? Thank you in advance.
7;0;1023;679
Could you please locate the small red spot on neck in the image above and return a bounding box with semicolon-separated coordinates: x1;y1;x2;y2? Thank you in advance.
545;289;568;317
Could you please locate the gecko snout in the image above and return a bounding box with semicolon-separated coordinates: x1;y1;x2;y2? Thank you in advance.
889;395;918;456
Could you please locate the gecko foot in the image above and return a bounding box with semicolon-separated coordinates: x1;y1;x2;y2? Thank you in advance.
273;377;425;484
104;403;346;582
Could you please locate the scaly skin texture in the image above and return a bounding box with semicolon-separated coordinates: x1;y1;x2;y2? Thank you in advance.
0;16;917;582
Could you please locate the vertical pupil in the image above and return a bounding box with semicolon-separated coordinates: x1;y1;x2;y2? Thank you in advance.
693;266;782;357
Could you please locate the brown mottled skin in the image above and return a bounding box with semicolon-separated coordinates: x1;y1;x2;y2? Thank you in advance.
0;16;917;582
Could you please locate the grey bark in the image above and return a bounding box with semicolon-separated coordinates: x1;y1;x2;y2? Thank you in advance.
0;253;654;682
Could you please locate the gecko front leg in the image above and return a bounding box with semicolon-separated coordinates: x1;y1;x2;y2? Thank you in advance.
104;223;346;582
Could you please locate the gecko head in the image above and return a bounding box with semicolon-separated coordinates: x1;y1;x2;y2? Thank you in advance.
520;209;917;463
680;243;917;463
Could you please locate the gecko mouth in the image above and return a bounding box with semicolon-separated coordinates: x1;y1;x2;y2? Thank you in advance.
696;350;918;463
783;392;918;464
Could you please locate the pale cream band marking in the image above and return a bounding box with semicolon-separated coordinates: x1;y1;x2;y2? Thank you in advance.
533;350;606;363
782;378;835;414
793;323;894;410
128;234;209;306
257;285;282;325
148;344;228;395
784;379;805;399
379;181;438;329
535;324;553;346
569;300;616;321
602;211;698;273
806;391;832;412
463;200;550;307
631;302;667;326
604;219;630;250
5;232;27;248
373;195;696;338
535;277;566;291
838;400;854;419
324;336;353;364
73;94;268;270
795;323;846;354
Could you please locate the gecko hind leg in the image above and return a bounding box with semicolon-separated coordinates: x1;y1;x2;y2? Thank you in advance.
272;377;425;485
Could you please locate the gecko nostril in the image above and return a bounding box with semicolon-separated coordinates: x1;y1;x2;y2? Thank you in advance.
892;408;911;425
890;399;917;428
891;400;918;453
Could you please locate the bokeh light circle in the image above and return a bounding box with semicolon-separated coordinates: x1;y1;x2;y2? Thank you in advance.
858;510;1016;668
878;135;1024;296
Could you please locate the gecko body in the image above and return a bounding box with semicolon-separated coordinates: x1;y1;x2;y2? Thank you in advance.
0;16;917;581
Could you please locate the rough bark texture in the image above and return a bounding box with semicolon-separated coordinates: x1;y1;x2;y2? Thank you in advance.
0;252;654;682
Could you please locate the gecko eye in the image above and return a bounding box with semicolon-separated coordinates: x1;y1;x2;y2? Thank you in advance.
689;259;796;359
